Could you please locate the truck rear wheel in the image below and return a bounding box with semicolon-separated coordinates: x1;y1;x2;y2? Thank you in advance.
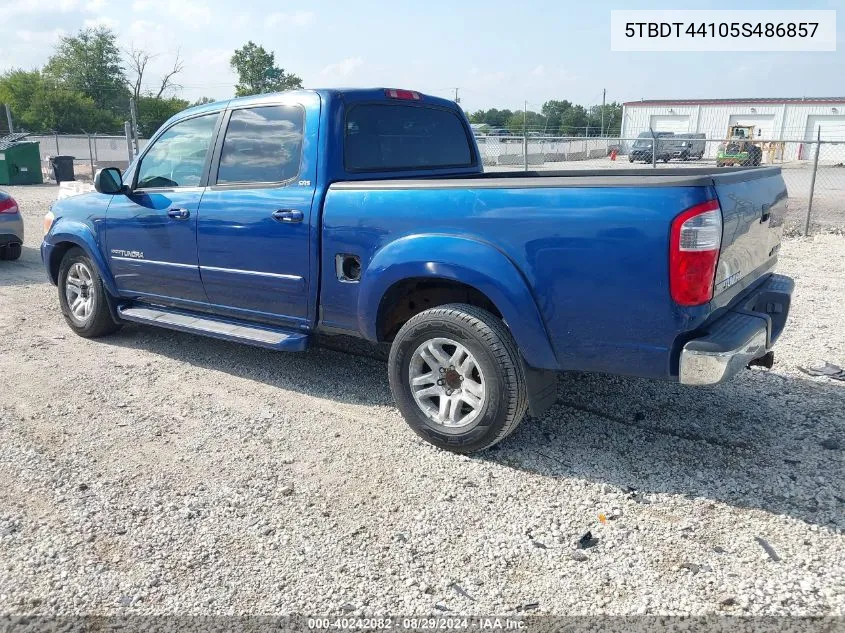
388;303;528;453
58;248;121;338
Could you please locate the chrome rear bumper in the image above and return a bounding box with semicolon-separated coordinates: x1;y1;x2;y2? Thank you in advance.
679;274;793;386
680;321;768;385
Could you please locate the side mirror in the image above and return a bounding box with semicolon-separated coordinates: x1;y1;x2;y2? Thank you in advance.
94;167;125;195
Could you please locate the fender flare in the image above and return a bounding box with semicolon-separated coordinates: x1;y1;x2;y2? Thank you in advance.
46;220;118;296
357;234;558;370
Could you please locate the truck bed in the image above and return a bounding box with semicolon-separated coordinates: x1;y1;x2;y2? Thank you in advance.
323;166;787;379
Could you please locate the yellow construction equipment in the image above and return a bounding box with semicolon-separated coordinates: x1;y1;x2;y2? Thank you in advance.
716;125;763;167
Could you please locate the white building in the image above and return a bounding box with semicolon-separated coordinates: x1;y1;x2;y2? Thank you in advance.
620;97;845;160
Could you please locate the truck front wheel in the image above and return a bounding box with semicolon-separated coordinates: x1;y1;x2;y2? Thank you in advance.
388;304;528;453
58;248;121;338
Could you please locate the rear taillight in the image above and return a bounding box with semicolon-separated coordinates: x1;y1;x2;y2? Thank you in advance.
385;89;421;100
0;197;18;214
670;199;722;306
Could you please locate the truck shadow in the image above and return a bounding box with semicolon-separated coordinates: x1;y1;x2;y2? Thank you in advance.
490;370;845;531
102;326;844;530
0;246;46;288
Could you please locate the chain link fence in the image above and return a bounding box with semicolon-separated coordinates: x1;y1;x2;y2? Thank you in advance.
479;135;845;234
25;134;149;183
13;131;844;235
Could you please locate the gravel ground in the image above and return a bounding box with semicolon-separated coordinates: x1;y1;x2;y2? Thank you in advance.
0;184;843;618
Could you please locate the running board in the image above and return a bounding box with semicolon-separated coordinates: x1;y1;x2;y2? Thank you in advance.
117;306;309;352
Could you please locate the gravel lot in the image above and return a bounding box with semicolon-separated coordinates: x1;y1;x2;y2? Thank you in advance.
1;184;843;618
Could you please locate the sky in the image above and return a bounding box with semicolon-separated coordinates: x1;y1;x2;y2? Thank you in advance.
0;0;843;112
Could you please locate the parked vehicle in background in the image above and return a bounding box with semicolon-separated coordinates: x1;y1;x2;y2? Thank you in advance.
470;123;490;137
718;125;763;167
485;128;519;143
666;133;706;161
42;88;794;454
628;131;675;162
0;191;23;260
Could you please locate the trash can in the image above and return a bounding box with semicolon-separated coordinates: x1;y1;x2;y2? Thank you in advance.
50;155;76;183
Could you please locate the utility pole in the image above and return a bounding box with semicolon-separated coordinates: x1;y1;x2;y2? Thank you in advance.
85;132;95;183
523;100;528;172
453;88;460;104
124;122;134;163
3;104;12;134
129;97;140;157
805;127;821;235
600;88;606;137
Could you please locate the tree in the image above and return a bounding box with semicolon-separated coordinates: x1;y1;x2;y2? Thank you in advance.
126;47;150;102
136;96;189;136
0;69;42;126
0;68;119;133
541;100;573;134
126;47;184;101
506;110;546;134
43;27;130;115
230;42;302;96
192;96;215;106
30;87;118;133
558;105;588;136
467;108;513;128
154;51;184;99
588;102;623;135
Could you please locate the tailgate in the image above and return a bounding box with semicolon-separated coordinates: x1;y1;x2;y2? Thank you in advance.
711;167;787;307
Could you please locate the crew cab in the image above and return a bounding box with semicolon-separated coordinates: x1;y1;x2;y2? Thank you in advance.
41;88;793;453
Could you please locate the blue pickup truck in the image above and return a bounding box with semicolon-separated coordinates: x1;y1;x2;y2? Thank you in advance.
41;88;793;453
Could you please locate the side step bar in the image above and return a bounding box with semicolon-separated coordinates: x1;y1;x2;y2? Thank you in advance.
117;306;309;352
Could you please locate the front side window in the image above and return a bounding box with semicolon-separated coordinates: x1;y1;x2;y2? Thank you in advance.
345;104;473;171
217;106;304;184
136;113;218;189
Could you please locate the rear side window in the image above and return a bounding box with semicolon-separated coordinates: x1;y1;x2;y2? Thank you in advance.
345;104;473;171
217;105;304;184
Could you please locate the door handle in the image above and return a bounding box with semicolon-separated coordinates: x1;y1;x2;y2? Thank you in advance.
168;208;190;220
272;209;304;223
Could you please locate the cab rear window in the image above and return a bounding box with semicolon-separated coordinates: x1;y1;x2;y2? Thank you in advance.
344;104;473;172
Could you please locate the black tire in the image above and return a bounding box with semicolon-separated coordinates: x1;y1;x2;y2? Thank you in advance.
751;147;762;166
0;243;22;260
388;303;528;453
57;247;121;338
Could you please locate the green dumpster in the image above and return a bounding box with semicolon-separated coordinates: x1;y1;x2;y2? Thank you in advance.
0;136;44;185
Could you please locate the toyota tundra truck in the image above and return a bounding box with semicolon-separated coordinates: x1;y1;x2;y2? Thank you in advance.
41;88;793;453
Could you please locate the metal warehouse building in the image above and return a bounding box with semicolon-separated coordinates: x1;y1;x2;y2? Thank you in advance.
620;97;845;161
